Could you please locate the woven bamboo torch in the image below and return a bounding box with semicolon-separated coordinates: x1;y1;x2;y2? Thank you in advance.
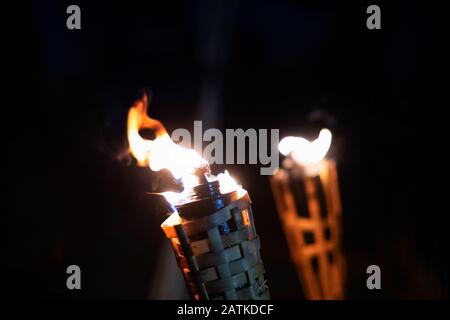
270;129;345;300
127;93;269;300
161;170;269;300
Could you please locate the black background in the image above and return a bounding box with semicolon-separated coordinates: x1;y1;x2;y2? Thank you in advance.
3;0;447;299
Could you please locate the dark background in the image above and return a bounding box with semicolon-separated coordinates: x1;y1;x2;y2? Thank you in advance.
3;0;446;299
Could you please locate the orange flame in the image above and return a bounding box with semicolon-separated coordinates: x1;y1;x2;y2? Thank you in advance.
127;93;168;166
127;93;207;190
127;93;240;204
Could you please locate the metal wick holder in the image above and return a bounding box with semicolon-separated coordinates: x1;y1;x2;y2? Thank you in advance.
161;177;270;300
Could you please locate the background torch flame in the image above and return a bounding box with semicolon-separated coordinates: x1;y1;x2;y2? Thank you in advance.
279;128;332;166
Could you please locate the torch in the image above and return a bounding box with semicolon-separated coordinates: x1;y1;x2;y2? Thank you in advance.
269;129;345;300
127;93;269;300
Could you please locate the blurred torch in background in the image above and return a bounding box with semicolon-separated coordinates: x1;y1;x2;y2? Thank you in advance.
270;129;345;299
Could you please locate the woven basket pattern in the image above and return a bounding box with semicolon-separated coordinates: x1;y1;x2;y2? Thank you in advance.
162;192;270;300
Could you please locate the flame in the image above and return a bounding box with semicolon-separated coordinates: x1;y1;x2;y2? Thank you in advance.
127;93;166;166
279;129;332;166
160;191;187;206
127;93;207;192
217;170;241;194
127;93;240;205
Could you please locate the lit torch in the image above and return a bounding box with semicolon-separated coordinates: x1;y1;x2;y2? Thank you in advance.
127;93;269;300
270;129;345;299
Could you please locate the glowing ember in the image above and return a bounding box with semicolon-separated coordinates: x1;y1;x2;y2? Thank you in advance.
279;128;332;166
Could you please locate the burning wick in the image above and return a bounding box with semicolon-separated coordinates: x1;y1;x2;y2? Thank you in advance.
127;93;241;206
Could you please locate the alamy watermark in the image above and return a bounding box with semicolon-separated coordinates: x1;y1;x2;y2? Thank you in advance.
366;265;381;290
66;5;81;30
170;121;279;175
366;5;381;30
66;265;81;290
66;5;380;31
